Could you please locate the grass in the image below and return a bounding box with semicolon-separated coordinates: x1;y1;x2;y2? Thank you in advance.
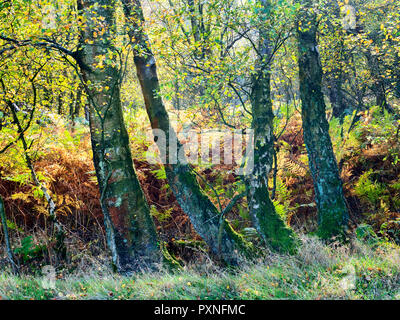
1;236;400;300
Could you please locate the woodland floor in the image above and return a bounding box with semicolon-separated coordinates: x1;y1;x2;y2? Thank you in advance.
1;236;400;300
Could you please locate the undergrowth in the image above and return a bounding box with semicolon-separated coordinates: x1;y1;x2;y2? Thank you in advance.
1;236;400;300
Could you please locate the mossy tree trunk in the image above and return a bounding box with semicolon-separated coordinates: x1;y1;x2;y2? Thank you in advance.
245;0;298;254
122;0;253;265
77;0;161;273
296;0;349;239
0;195;19;274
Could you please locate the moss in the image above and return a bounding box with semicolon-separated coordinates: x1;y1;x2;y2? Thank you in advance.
223;222;258;260
248;186;300;255
160;242;183;271
173;239;207;249
317;203;348;240
258;210;300;255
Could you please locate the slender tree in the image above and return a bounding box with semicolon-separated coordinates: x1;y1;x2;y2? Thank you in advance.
121;0;254;265
296;0;349;238
0;77;67;262
245;0;298;254
0;195;19;274
76;0;162;273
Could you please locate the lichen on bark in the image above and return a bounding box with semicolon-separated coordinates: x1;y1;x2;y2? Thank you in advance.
296;0;349;239
77;0;163;273
244;0;299;254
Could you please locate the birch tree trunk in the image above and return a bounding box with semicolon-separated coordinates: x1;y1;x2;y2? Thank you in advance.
122;0;253;265
77;0;161;273
6;100;66;262
296;0;349;239
245;0;298;254
0;195;19;274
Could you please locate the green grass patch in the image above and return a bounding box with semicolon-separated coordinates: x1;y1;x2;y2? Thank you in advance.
1;236;400;300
